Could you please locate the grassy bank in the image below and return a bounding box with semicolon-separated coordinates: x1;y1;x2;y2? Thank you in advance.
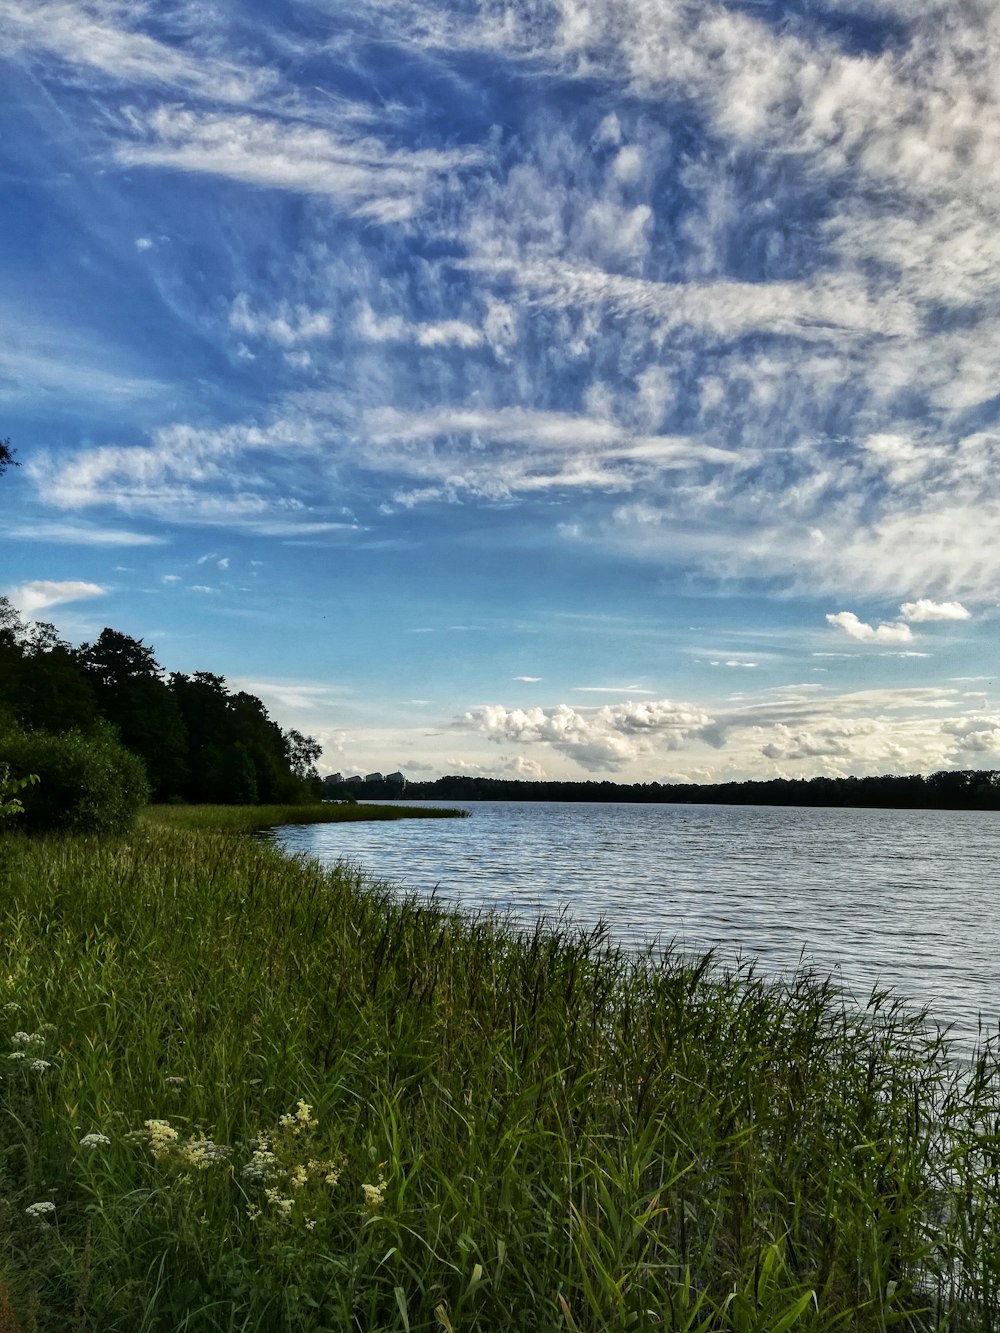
141;801;467;835
0;818;998;1331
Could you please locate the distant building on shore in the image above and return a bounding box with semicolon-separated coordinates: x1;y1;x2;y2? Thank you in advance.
322;770;407;798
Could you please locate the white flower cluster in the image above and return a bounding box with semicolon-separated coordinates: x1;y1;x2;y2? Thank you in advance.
278;1100;319;1133
362;1176;387;1212
240;1102;342;1227
144;1119;180;1161
80;1133;111;1150
25;1201;55;1221
10;1031;45;1049
177;1137;230;1170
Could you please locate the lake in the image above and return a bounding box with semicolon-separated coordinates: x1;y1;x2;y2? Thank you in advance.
269;800;1000;1052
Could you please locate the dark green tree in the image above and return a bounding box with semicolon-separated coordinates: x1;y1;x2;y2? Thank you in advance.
76;629;188;800
0;438;18;476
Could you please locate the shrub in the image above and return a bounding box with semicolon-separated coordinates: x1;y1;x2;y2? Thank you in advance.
0;724;150;834
0;763;37;822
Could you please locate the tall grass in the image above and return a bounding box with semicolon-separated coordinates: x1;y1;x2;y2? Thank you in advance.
0;818;997;1330
141;801;466;834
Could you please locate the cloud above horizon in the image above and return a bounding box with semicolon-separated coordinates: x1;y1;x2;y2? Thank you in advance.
7;580;106;616
4;0;1000;785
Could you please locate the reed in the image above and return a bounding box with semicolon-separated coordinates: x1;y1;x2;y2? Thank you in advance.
141;801;466;834
0;817;996;1330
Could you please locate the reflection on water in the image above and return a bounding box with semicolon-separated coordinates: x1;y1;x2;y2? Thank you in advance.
269;800;1000;1052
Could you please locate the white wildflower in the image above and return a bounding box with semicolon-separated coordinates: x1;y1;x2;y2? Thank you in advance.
144;1119;180;1161
242;1147;279;1182
28;1058;51;1074
178;1137;229;1170
2;1001;21;1014
80;1133;111;1150
10;1032;29;1047
362;1176;386;1212
279;1099;318;1133
25;1201;56;1221
7;1051;24;1062
164;1075;185;1086
264;1187;294;1218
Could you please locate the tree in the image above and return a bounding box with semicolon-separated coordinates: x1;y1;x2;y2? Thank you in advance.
285;729;322;782
77;629;188;800
0;438;18;477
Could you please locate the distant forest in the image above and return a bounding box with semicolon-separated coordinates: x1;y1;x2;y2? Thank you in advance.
0;599;322;805
339;770;1000;811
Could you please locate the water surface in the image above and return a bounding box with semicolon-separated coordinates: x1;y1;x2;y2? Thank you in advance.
269;800;1000;1051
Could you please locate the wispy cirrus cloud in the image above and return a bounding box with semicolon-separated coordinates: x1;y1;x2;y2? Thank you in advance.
356;303;484;350
27;416;355;535
229;295;332;347
1;0;274;102
363;405;737;503
3;522;163;546
116;106;486;223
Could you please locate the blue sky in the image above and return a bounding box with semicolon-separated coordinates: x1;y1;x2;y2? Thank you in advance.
2;0;998;782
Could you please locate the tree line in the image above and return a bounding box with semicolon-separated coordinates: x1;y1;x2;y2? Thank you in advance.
400;771;1000;811
0;598;322;806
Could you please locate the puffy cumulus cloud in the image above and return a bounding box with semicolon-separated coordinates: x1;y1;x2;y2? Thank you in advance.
471;699;713;772
826;612;914;643
943;716;1000;760
900;599;971;622
8;580;105;616
116;106;485;224
760;722;876;763
703;685;986;777
457;684;997;780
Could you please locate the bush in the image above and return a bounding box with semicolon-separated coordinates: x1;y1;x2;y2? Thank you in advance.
0;724;150;833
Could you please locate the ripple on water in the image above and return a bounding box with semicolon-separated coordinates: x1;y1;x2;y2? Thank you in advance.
269;800;1000;1053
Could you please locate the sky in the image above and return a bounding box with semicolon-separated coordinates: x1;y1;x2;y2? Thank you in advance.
2;0;999;784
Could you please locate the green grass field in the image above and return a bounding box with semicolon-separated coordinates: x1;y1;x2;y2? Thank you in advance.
0;808;997;1330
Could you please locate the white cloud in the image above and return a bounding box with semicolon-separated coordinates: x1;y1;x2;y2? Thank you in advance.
943;716;1000;759
472;699;713;772
116;106;485;223
363;405;736;503
513;675;543;682
27;416;353;534
900;598;971;622
0;0;274;102
2;522;162;546
356;304;484;349
8;579;106;616
826;612;914;643
461;257;917;342
230;295;332;347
